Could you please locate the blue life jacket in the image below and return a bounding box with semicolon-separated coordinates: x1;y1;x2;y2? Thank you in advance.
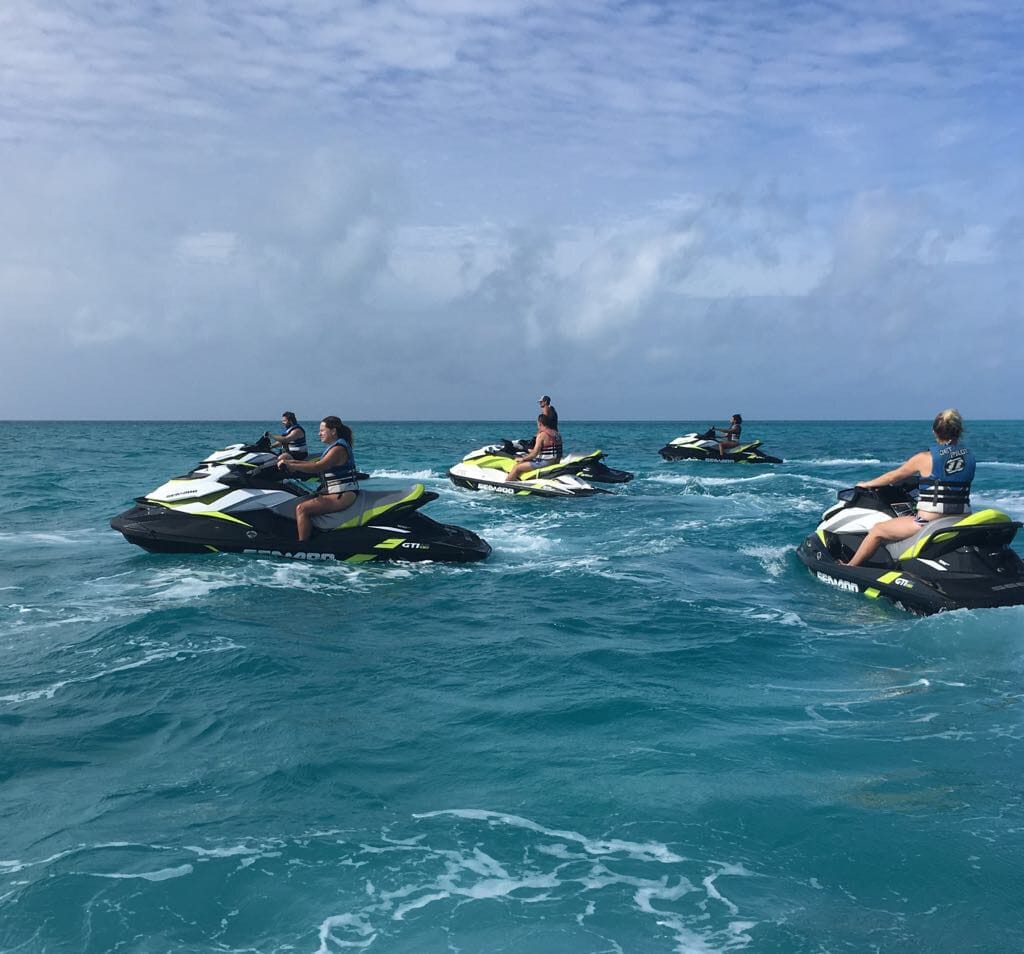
917;442;975;514
284;425;307;458
321;438;359;494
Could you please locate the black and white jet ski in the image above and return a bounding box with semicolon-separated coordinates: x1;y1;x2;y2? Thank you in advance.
447;443;615;498
796;483;1024;614
111;460;490;564
658;428;783;464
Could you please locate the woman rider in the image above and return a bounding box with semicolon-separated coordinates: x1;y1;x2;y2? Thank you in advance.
716;414;742;458
843;408;975;567
276;416;359;541
269;411;308;460
505;413;562;482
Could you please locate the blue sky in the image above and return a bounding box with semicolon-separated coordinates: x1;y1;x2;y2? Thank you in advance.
1;0;1021;420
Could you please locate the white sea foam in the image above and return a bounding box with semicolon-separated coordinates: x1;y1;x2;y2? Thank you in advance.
89;864;193;882
333;809;757;954
739;545;792;578
647;472;778;489
366;468;437;480
0;529;114;547
797;458;881;466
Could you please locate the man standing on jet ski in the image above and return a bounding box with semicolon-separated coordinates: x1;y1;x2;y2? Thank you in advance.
276;416;359;541
539;395;558;429
844;408;975;567
268;411;308;460
505;413;563;482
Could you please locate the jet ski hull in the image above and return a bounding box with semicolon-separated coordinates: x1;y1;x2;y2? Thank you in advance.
447;470;609;497
658;443;783;464
658;429;782;464
448;449;612;498
111;502;491;563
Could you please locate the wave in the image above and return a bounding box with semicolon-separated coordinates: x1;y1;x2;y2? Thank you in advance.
0;528;114;547
0;637;241;706
364;468;438;480
314;809;759;954
796;458;882;466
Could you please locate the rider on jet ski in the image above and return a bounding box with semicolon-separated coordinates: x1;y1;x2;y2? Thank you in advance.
268;411;308;460
277;416;359;541
844;409;975;567
715;414;742;458
505;413;562;482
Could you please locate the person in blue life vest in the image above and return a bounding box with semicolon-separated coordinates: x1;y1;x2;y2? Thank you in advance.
505;413;562;482
268;411;308;460
715;414;742;457
276;416;359;541
538;395;558;429
843;408;976;567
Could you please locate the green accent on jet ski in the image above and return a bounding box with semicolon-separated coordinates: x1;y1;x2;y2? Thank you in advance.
336;485;426;530
864;587;881;598
344;553;378;564
956;509;1011;526
898;509;1011;560
374;538;406;550
877;571;902;584
816;529;827;546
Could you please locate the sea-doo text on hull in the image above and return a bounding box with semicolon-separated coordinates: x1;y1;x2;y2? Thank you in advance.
111;461;490;564
658;428;783;464
796;484;1024;614
448;443;614;497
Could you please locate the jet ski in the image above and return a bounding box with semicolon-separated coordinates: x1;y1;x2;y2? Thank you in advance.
111;461;490;564
190;434;371;483
486;438;633;484
447;443;614;497
796;483;1024;614
658;428;783;464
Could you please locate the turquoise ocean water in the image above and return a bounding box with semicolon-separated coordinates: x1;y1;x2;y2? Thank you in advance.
2;419;1023;953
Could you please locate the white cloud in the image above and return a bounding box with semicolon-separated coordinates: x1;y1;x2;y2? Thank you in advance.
0;1;1021;418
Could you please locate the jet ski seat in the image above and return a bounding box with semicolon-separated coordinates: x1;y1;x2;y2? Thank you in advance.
269;484;436;531
885;509;1021;562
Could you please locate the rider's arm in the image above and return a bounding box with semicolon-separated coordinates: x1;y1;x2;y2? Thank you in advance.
857;451;930;488
279;444;346;475
518;435;544;460
268;427;293;447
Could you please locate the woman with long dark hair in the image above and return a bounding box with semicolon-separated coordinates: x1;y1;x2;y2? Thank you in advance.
276;416;359;541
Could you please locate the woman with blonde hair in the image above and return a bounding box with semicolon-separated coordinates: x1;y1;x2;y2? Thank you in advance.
844;409;975;567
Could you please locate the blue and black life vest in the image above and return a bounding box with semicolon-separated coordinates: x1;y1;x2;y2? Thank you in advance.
284;425;307;459
917;442;975;514
320;438;359;494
